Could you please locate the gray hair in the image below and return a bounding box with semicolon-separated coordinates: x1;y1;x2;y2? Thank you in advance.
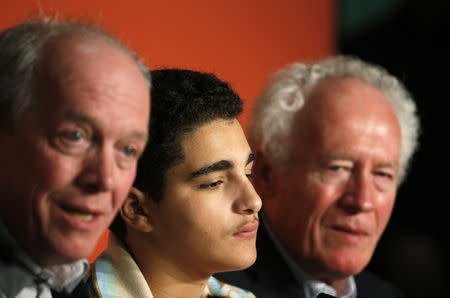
248;55;420;184
0;16;150;129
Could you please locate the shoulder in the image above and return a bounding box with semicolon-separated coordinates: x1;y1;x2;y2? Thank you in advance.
355;271;405;298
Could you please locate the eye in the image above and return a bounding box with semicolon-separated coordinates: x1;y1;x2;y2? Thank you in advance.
118;142;143;160
199;180;224;189
53;127;90;154
320;162;353;184
65;130;84;142
329;165;343;171
116;146;139;169
245;162;254;180
373;170;396;192
122;146;137;157
116;140;145;169
374;171;392;178
326;164;351;174
373;170;396;183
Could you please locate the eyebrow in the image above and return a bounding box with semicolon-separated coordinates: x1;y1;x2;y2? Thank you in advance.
124;131;149;143
326;152;354;160
326;152;398;169
64;110;148;142
189;152;255;179
64;110;94;124
375;161;398;169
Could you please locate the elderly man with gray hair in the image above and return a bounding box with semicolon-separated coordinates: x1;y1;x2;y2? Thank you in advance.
0;18;150;298
216;55;419;298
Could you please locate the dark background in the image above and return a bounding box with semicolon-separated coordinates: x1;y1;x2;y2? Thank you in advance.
338;1;449;297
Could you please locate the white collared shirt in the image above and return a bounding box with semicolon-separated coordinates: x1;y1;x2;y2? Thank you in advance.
263;217;357;298
0;220;89;298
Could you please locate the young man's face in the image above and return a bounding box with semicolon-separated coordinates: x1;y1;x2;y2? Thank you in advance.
148;119;262;275
0;35;149;266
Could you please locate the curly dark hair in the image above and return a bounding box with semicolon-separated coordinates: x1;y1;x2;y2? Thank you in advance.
110;68;243;239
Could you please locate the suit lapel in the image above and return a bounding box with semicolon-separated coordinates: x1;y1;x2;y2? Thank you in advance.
248;223;306;298
51;281;90;298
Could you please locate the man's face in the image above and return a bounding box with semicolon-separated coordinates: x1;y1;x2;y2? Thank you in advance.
0;35;149;266
264;78;401;279
148;119;262;276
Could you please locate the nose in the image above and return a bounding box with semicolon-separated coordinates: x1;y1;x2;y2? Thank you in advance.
77;147;115;193
339;169;375;213
233;178;262;215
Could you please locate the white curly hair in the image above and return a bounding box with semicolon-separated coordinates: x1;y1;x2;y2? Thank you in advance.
248;55;420;184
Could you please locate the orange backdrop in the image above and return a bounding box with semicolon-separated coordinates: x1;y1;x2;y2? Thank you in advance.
1;0;335;262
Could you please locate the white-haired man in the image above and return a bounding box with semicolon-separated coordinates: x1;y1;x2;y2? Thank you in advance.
0;18;150;298
216;56;419;298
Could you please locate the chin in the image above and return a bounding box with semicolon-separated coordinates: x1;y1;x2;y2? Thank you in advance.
220;249;257;273
43;232;99;266
49;245;93;266
326;251;371;276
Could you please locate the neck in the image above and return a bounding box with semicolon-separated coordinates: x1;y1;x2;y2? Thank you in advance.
148;275;208;298
141;259;210;298
128;237;211;298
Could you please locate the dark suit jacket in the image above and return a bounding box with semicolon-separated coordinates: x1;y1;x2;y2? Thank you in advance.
215;224;404;298
51;282;90;298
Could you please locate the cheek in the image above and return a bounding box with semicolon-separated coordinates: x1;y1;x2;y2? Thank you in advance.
31;152;80;191
113;170;137;208
297;181;344;244
302;178;342;219
172;195;229;240
186;198;224;231
376;195;396;232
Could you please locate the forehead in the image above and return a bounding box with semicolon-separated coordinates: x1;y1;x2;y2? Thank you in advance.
32;33;150;129
179;119;251;169
292;77;401;160
307;77;390;110
300;77;399;130
38;33;143;91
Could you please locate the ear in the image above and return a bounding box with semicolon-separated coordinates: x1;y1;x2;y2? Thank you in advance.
120;187;153;233
253;150;277;201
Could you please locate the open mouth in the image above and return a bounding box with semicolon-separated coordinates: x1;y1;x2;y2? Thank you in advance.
59;205;97;222
66;210;94;221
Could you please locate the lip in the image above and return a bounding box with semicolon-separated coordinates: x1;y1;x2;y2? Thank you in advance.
233;221;259;239
58;201;104;215
53;202;104;231
330;224;369;242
